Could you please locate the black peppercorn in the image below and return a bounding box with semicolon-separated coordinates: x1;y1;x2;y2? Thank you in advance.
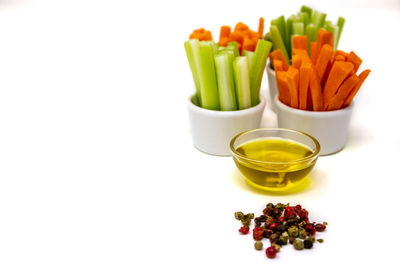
304;239;313;249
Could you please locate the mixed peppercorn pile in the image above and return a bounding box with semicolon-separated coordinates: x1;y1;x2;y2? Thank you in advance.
235;203;327;259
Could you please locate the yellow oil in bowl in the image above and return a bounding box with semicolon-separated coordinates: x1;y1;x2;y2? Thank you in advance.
231;129;320;192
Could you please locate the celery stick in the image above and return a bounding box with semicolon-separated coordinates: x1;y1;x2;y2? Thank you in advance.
215;53;237;111
270;25;289;64
249;40;272;106
218;46;235;55
286;15;295;58
311;10;326;28
271;16;288;52
324;21;339;50
233;57;251;110
264;32;272;42
228;41;240;57
184;39;201;105
298;12;309;26
293;22;304;35
198;41;220;110
300;5;313;19
336;17;345;49
242;50;255;70
305;24;317;52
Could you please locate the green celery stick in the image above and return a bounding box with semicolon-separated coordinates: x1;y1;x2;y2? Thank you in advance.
218;46;235;55
233;56;252;110
270;25;289;64
249;40;272;106
198;41;220;110
271;16;288;52
324;21;339;50
242;50;255;70
184;39;201;105
336;17;345;49
293;22;304;35
300;5;313;19
298;12;310;26
286;15;295;58
264;32;272;42
311;10;327;28
214;53;237;111
305;24;318;52
228;41;240;57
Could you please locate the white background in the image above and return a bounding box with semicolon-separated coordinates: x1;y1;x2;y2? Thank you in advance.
0;0;399;266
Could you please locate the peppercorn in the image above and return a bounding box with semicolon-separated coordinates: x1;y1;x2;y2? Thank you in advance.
255;220;261;227
269;222;279;230
234;211;244;220
315;223;326;232
269;233;279;242
239;226;249;234
307;236;316;243
279;233;288;245
263;229;272;238
317;239;324;243
254;241;263;250
288;226;299;238
277;224;287;232
274;238;284;246
266;203;274;209
305;224;316;236
275;203;285;211
253;227;264;240
266;246;277;258
272;243;281;252
298;228;307;239
248;213;254;219
289;237;295;244
259;215;267;222
323;222;328;226
293;239;304;250
304;239;313;249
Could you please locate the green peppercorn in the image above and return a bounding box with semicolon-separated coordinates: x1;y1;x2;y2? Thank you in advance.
248;213;255;219
288;226;299;238
308;236;316;243
234;211;244;220
272;243;280;252
304;239;313;249
298;228;307;239
279;233;288;245
275;203;285;210
293;239;304;250
317;239;324;243
254;241;263;250
323;221;328;226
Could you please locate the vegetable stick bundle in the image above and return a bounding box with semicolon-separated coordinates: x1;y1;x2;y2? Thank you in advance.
185;19;272;111
265;5;345;65
272;29;370;111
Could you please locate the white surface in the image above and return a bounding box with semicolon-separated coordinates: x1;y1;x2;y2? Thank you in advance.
187;94;265;156
0;0;399;266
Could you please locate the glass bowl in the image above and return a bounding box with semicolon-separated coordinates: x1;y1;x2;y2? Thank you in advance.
230;128;320;192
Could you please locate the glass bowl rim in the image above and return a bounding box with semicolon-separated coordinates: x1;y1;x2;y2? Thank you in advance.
230;128;321;165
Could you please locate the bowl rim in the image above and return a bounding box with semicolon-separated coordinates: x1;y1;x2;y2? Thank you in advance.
187;93;266;117
230;127;321;164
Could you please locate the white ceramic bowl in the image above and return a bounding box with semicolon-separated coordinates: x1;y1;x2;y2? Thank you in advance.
187;94;266;156
266;62;277;112
274;96;354;155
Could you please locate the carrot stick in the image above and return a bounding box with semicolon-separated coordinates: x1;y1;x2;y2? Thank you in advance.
310;42;318;64
292;48;309;58
219;26;231;42
291;55;302;69
299;62;312;110
316;29;334;57
315;44;334;80
234;22;249;32
276;71;291;106
270;49;289;71
322;61;354;105
343;69;371;107
243;37;255;51
292;35;308;51
273;60;284;72
309;67;323;111
193;28;205;34
306;85;313;111
199;31;212;41
286;67;300;109
230;32;244;44
218;37;230;47
334;54;346;61
335;50;348;60
258;17;264;38
325;74;360;110
347;51;362;72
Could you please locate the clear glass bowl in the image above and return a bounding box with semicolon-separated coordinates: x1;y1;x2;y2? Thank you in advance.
230;128;320;192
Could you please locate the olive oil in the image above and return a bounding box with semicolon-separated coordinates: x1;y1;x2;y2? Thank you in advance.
233;138;317;189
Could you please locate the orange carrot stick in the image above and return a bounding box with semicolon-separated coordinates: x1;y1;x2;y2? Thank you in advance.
315;44;334;80
292;55;302;69
218;37;230;47
242;37;255;51
193;28;205;34
347;51;363;72
322;61;354;104
309;67;323;111
335;50;348;60
334;54;346;61
258;17;264;38
292;35;308;51
325;74;360;110
316;29;334;57
276;71;291;106
273;60;284;72
299;62;312;110
286;67;300;109
270;49;289;71
219;26;231;42
343;69;371;107
310;42;318;65
199;31;212;41
229;32;244;44
234;22;249;32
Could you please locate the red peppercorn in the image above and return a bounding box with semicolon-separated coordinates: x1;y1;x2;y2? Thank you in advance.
315;223;326;232
239;226;250;234
266;246;277;259
278;217;285;222
284;207;295;217
298;209;309;220
253;227;264;240
269;222;279;230
295;204;302;212
305;224;316;236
